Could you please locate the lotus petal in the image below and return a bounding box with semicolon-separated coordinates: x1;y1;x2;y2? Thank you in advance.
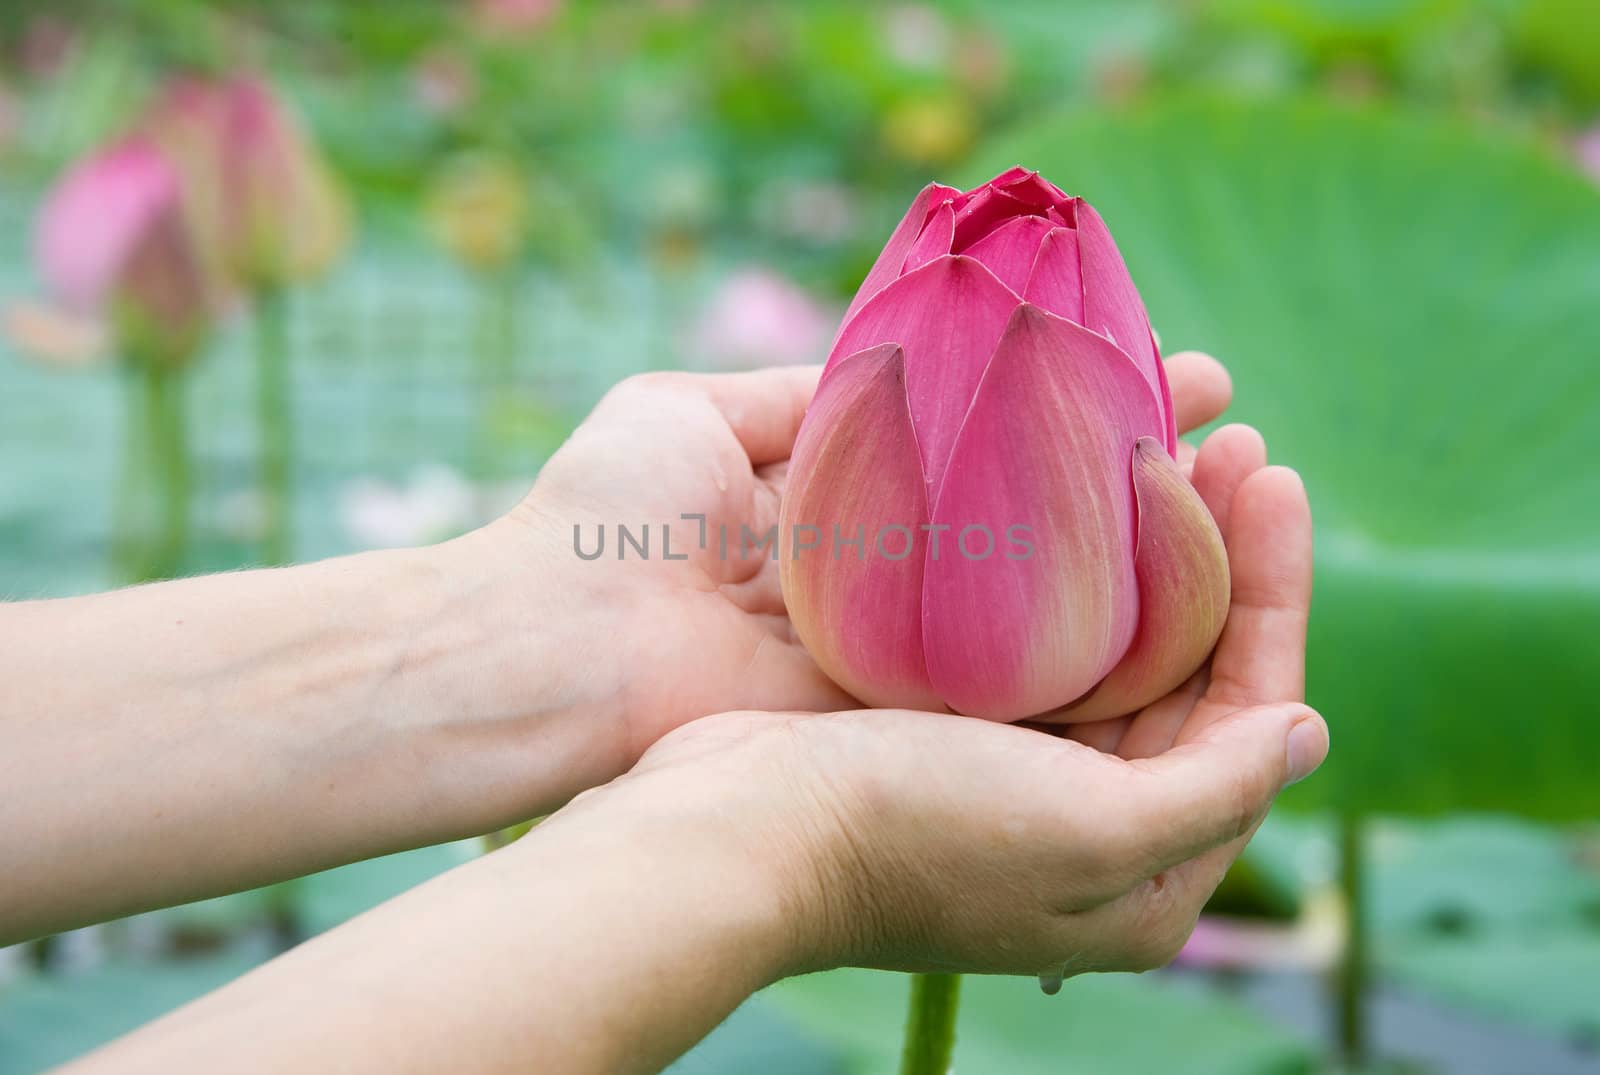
951;184;1037;251
1023;226;1084;323
838;181;960;331
1149;327;1178;455
1075;199;1175;451
992;167;1069;212
828;255;1021;498
1056;437;1230;722
781;344;943;709
963;214;1057;294
921;305;1160;719
982;164;1037;188
903;199;955;273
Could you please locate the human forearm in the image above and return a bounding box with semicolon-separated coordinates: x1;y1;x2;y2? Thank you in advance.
0;527;625;942
58;767;804;1075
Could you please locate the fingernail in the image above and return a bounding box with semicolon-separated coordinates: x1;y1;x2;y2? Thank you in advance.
1284;717;1326;785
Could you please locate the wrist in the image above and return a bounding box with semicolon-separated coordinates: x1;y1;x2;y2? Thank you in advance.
524;762;816;987
360;527;632;837
604;713;869;979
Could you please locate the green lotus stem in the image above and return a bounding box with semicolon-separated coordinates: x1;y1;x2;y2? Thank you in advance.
1336;812;1370;1068
264;879;303;952
254;285;293;565
135;362;191;582
899;972;961;1075
112;368;147;583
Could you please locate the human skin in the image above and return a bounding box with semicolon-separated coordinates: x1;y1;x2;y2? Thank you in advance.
0;355;1326;1074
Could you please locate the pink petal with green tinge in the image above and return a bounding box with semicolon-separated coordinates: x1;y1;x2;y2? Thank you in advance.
828;255;1022;498
780;344;943;710
1023;226;1084;323
837;181;960;334
962;215;1057;295
1075;199;1175;453
1055;437;1230;722
921;305;1160;720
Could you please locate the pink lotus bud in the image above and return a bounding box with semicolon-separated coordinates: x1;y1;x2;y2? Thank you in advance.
143;74;349;290
34;137;209;367
780;167;1229;721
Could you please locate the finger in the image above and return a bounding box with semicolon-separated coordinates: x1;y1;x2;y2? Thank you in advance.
736;633;858;713
721;558;784;615
715;461;788;587
1204;466;1312;709
1116;702;1326;875
1164;352;1232;434
1109;669;1208;760
1189;423;1266;536
1057;714;1130;753
697;365;823;465
1083;705;1330;970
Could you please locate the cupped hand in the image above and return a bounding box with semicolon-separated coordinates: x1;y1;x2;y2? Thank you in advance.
490;352;1237;764
495;368;856;759
613;409;1325;980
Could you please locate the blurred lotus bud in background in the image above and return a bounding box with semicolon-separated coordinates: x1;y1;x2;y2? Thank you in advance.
142;74;350;293
424;153;529;273
688;268;833;369
34;138;209;368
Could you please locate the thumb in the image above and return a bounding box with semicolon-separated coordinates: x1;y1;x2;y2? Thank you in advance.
1121;703;1328;873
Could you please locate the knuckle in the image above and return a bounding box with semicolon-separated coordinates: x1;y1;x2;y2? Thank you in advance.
608;370;688;403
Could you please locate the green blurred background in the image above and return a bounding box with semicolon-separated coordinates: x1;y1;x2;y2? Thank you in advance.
2;1;1597;1072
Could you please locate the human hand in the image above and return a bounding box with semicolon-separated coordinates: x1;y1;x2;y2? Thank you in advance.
485;367;855;764
601;418;1323;979
481;352;1236;770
